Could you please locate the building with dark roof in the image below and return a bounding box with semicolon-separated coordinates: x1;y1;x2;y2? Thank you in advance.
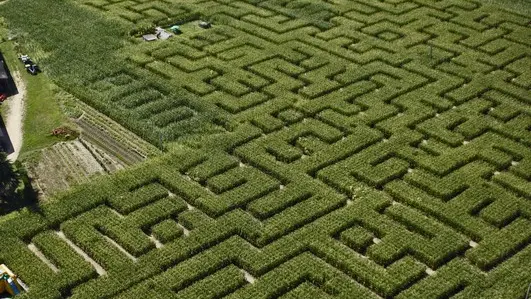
0;60;8;91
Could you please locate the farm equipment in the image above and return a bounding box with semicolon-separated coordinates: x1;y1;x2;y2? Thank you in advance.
199;21;211;29
170;25;181;34
0;264;28;297
51;126;77;138
18;55;41;75
26;64;41;75
18;55;30;64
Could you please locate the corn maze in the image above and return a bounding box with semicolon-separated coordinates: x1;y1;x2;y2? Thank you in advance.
1;0;530;298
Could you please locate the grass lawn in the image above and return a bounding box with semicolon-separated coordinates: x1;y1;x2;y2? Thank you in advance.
0;39;71;159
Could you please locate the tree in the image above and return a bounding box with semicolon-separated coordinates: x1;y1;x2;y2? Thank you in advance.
0;151;19;200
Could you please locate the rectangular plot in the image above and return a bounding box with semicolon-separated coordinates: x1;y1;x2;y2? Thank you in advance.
466;218;531;270
175;265;247;298
207;91;270;114
133;99;177;119
62;221;134;271
151;219;184;243
151;45;182;60
27;243;59;273
108;182;170;214
125;196;188;229
211;76;251;97
142;8;168;21
120;88;163;109
33;231;96;280
150;106;196;128
186;153;239;182
56;231;107;276
82;0;109;7
199;167;280;216
261;192;344;242
247;182;312;219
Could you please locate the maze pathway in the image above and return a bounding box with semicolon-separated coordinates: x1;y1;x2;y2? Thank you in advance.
1;0;530;298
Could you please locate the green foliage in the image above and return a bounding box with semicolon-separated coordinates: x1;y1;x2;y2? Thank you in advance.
151;219;183;243
32;231;97;289
108;182;169;214
129;22;156;37
0;0;530;298
0;17;8;42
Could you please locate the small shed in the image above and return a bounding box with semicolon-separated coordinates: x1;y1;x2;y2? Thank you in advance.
155;27;173;40
142;34;158;42
157;31;172;40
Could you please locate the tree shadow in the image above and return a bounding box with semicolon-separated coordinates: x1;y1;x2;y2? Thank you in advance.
0;166;41;215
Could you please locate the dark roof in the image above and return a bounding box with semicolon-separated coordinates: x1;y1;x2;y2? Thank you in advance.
0;60;7;80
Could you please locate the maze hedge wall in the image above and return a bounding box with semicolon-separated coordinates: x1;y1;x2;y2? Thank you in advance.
0;0;530;298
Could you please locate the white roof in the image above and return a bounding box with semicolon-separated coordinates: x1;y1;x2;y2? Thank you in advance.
157;31;173;40
143;34;158;41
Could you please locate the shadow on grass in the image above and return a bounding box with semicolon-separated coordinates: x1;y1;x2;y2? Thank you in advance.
0;162;41;216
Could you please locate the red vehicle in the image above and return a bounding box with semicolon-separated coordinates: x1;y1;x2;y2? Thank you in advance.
0;93;6;103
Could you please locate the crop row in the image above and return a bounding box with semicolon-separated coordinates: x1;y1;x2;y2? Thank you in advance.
1;0;530;298
1;160;529;299
6;194;525;298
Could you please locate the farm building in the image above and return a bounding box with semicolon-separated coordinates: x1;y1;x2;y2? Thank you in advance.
142;34;157;42
155;27;172;40
0;60;8;91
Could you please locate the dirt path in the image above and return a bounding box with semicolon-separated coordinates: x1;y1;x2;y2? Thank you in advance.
56;231;107;275
5;71;26;161
27;243;59;273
